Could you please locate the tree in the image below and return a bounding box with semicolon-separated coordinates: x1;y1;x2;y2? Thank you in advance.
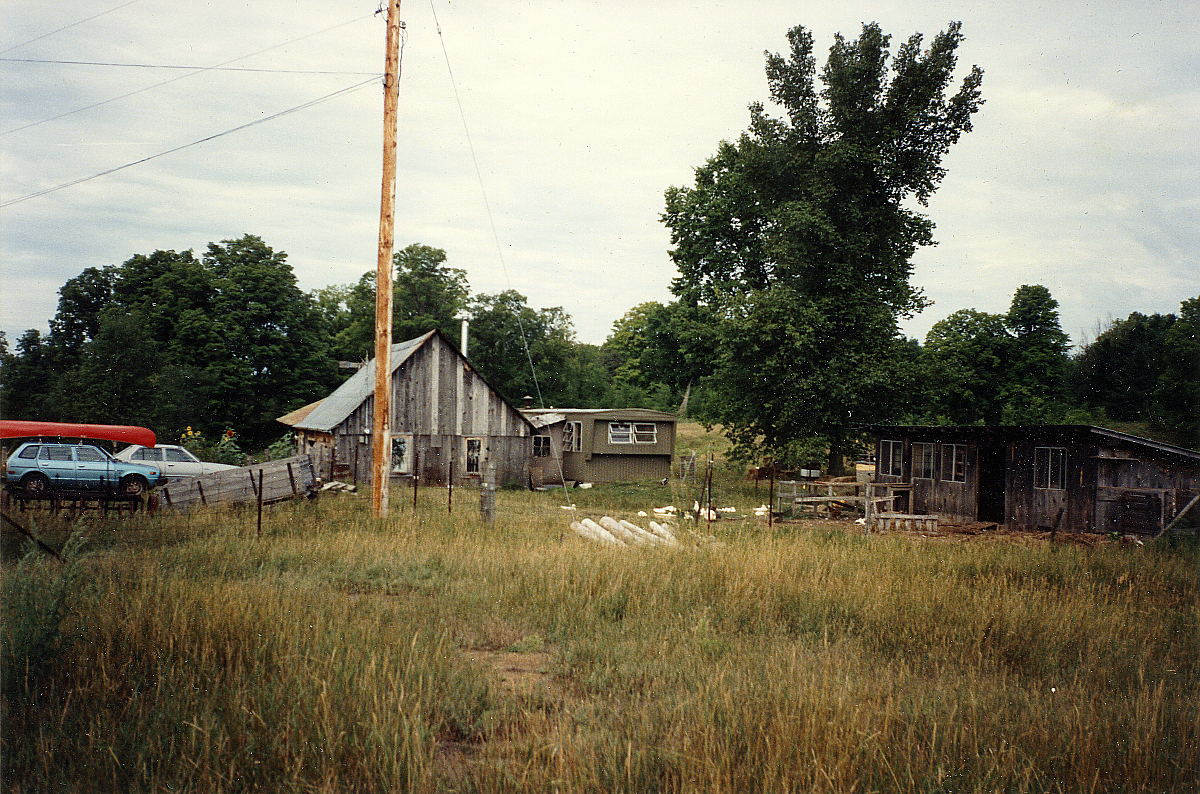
1152;296;1200;441
1073;311;1176;421
331;244;470;361
663;21;983;469
923;309;1012;424
999;285;1073;422
465;290;578;406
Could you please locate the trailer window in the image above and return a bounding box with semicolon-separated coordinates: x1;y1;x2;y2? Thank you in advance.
633;423;657;443
608;422;633;444
533;436;551;457
1034;447;1066;490
562;421;582;451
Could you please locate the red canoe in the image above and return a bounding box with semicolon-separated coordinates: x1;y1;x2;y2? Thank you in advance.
0;420;156;447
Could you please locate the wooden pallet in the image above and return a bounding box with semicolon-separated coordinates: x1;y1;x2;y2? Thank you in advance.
871;512;939;532
158;455;317;511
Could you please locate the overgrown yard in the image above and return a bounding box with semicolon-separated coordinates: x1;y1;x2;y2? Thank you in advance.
2;479;1197;793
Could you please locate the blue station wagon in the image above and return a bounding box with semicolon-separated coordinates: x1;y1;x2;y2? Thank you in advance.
4;442;166;497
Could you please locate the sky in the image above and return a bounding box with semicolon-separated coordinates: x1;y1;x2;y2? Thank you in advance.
1;0;1196;350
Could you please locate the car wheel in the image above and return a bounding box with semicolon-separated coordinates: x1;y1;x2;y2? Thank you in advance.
120;475;148;497
22;472;50;497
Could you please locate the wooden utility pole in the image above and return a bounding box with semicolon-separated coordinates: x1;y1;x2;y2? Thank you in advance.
371;0;402;518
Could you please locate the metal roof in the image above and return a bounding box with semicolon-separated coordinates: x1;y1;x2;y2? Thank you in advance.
521;407;678;422
292;332;432;432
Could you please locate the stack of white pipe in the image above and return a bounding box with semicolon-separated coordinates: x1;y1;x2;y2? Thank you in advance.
568;516;680;548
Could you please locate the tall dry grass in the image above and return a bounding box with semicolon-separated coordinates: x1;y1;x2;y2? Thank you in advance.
2;489;1196;792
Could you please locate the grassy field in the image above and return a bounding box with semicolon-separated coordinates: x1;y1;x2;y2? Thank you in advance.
2;451;1197;792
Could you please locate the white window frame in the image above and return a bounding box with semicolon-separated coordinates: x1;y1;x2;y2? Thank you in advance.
632;423;657;444
608;422;633;444
533;435;552;458
912;443;936;480
880;439;903;477
562;421;582;452
1034;446;1066;490
941;444;966;483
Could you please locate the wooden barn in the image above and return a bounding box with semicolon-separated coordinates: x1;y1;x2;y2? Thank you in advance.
869;425;1200;535
279;330;534;486
521;408;677;485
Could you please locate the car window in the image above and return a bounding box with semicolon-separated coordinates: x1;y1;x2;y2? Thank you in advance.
165;448;191;463
17;445;39;459
75;447;105;462
43;446;72;461
137;448;163;462
131;448;147;460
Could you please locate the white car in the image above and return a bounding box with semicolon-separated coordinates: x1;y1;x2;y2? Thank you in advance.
114;444;239;481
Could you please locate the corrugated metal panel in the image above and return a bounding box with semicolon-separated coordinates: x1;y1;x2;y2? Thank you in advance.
293;333;431;431
580;454;671;483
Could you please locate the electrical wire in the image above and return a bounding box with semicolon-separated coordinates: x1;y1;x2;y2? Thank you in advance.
2;13;376;137
0;76;379;209
0;57;379;76
0;1;140;55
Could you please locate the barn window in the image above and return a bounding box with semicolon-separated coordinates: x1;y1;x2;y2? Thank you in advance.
608;422;633;444
880;440;903;477
465;438;482;475
1034;447;1066;490
533;435;551;457
562;421;582;451
391;435;412;474
941;444;966;483
913;443;936;479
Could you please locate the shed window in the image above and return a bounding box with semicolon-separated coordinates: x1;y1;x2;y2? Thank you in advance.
562;421;582;451
880;440;903;477
465;438;482;475
913;443;936;479
941;444;966;483
608;422;633;444
533;435;551;457
1034;447;1066;490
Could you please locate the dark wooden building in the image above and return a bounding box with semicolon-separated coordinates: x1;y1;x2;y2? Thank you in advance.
869;425;1200;535
279;330;534;486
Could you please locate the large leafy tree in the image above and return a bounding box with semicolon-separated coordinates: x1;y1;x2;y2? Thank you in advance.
663;21;983;469
1000;284;1072;422
923;309;1012;424
1151;296;1200;441
1073;311;1176;421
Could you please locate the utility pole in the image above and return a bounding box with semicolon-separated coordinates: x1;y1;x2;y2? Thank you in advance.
372;0;402;518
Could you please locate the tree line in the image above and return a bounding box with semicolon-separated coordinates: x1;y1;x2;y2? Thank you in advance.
3;20;1196;463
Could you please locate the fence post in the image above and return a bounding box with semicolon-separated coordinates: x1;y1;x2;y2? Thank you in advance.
256;469;264;537
480;483;496;528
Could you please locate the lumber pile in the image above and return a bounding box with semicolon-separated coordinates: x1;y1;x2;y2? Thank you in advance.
158;455;317;511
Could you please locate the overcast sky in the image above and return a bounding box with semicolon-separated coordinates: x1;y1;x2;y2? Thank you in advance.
2;1;1196;350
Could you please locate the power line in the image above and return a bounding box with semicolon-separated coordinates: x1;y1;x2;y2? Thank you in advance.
2;13;376;137
0;57;379;76
0;1;140;56
426;1;548;410
0;76;380;209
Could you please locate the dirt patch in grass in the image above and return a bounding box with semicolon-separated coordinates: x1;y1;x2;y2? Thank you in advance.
467;649;556;697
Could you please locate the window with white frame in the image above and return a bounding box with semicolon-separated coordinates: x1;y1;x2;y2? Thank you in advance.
633;423;657;443
941;444;966;483
1034;446;1066;490
880;439;903;477
562;421;582;451
608;422;633;444
391;435;413;474
533;435;551;457
913;443;936;479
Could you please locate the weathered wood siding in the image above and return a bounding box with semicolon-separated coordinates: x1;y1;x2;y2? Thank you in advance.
333;334;530;486
159;455;316;510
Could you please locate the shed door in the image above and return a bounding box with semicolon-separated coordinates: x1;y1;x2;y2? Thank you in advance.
977;444;1006;523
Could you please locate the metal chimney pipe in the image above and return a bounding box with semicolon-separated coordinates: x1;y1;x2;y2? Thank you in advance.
460;318;469;357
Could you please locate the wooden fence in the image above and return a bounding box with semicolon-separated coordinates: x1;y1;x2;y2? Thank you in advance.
158;455;316;511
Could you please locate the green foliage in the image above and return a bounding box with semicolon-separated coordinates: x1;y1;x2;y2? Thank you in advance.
1074;311;1176;421
663;21;984;469
1;531;89;697
1152;296;1200;441
264;432;296;461
181;426;247;466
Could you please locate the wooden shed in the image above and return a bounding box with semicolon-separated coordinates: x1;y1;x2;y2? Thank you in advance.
521;408;677;485
869;425;1200;535
279;330;534;487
